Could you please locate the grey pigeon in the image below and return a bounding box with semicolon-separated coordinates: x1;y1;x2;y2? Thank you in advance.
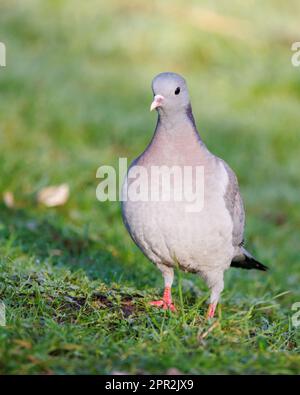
122;72;267;318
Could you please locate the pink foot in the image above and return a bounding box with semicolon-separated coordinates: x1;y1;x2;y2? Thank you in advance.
149;287;176;312
149;300;176;312
206;303;216;319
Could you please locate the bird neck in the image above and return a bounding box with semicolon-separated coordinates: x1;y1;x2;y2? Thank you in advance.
141;107;208;166
155;104;202;142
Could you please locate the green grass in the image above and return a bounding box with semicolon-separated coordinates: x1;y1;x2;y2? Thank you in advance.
0;0;300;374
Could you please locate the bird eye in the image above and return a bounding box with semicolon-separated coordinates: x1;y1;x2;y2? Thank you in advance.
175;87;180;95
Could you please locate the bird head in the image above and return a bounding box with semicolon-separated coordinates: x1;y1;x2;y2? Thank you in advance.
150;72;190;116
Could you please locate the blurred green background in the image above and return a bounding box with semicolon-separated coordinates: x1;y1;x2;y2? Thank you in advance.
0;0;299;374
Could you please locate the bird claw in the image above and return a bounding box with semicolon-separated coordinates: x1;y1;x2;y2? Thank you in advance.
206;303;216;319
149;300;176;312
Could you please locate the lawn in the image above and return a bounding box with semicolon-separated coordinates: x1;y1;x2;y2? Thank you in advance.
0;0;299;374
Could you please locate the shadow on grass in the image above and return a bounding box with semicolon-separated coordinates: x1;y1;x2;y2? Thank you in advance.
0;204;128;284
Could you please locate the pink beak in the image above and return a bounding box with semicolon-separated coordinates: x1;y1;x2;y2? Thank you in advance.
150;95;165;111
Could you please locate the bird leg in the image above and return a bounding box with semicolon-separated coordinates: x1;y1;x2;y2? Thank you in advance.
150;265;176;312
205;273;224;319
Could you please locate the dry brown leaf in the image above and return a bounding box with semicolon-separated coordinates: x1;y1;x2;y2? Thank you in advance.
60;343;82;351
3;191;15;208
197;321;220;342
111;370;131;375
27;355;42;364
166;368;183;375
37;184;69;207
13;339;32;349
50;249;63;256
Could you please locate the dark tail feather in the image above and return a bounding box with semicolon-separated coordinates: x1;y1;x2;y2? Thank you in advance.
231;255;268;271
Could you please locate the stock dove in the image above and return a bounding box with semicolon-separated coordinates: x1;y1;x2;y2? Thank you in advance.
122;72;267;318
